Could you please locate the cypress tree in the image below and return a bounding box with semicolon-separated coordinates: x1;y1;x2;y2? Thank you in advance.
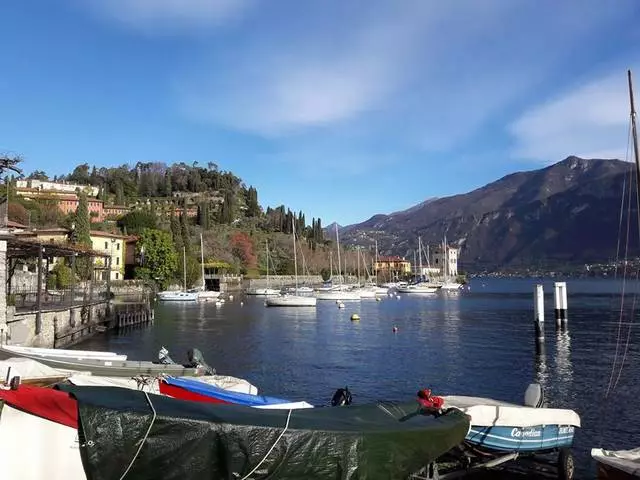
170;209;183;250
180;213;190;254
74;193;92;247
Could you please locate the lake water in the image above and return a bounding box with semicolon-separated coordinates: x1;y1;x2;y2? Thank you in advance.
77;278;640;479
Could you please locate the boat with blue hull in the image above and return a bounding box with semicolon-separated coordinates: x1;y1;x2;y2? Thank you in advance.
434;383;581;480
466;424;576;452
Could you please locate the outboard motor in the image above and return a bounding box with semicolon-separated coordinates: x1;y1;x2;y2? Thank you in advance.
331;386;353;406
158;346;174;365
524;383;544;408
185;348;215;375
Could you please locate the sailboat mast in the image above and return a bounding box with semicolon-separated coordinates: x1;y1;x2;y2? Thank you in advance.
418;237;423;282
335;224;342;286
266;240;270;289
183;246;187;291
200;233;205;290
292;217;298;292
628;70;640;187
357;246;360;285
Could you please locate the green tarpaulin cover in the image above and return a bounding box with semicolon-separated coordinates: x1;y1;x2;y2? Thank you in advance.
65;386;470;480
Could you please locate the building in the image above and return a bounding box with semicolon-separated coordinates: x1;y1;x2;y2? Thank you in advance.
16;179;99;196
430;245;459;277
90;231;127;281
14;228;127;281
373;256;412;278
16;189;107;222
104;205;130;219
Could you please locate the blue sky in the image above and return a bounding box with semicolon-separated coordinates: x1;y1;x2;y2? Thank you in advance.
1;1;640;225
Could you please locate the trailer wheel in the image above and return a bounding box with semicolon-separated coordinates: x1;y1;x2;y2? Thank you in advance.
558;449;575;480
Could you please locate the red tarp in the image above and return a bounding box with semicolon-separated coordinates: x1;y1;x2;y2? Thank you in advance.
0;385;77;428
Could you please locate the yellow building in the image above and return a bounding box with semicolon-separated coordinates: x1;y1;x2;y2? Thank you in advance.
373;256;412;275
15;228;126;281
90;231;126;281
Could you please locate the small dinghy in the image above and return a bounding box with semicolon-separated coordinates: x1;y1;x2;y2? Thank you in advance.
434;383;580;480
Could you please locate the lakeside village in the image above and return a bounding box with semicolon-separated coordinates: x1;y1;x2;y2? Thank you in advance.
0;161;602;479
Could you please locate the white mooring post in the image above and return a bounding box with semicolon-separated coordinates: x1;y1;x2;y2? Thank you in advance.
554;282;568;327
534;284;545;348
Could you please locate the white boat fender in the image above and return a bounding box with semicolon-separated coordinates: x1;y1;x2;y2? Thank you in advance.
338;302;345;309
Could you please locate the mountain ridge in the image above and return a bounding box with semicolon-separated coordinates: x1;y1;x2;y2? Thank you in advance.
336;156;635;271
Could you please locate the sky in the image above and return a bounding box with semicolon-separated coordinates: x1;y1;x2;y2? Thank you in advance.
1;1;640;225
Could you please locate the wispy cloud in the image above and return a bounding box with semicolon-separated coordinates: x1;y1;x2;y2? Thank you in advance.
83;0;254;33
176;0;637;152
508;69;637;163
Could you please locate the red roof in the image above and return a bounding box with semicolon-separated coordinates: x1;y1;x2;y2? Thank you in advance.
378;256;406;262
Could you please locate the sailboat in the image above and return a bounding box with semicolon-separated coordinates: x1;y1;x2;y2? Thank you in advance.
265;218;317;307
157;246;198;301
247;241;280;296
196;233;221;301
439;235;462;291
591;70;640;480
397;237;439;294
315;224;361;301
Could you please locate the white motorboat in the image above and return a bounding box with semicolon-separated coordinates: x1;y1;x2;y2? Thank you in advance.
592;447;640;478
157;291;198;301
247;287;281;296
265;295;317;307
1;345;127;361
67;372;259;395
396;283;439;294
440;282;462;291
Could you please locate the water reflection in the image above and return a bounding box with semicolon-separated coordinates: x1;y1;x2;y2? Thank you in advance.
555;329;573;398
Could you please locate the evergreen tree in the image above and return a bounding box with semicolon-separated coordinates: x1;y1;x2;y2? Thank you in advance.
197;202;210;229
245;186;260;217
115;181;125;205
180;211;190;254
74;193;92;247
170;209;183;250
163;172;172;196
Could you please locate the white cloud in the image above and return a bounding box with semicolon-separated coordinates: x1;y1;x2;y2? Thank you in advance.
509;70;637;163
176;0;637;150
83;0;253;33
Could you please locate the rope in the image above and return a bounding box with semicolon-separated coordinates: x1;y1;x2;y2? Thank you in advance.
240;409;293;480
119;391;157;480
612;159;640;391
606;123;634;398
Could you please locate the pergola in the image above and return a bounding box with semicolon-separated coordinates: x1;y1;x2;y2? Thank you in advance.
0;233;111;334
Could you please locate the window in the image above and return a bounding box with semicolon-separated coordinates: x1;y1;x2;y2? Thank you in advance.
115;272;119;280
117;242;120;250
104;241;108;249
116;257;119;265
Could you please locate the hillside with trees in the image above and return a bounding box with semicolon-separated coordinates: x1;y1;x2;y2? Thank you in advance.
3;160;349;289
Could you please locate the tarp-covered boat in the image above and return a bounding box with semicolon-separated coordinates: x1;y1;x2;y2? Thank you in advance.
159;375;312;408
61;385;469;480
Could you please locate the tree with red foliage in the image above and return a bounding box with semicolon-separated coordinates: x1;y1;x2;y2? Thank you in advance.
229;232;256;269
7;203;28;225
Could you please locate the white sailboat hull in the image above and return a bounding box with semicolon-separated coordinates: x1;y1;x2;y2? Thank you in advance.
440;282;462;291
197;291;221;300
157;291;199;301
396;284;439;294
315;291;362;301
265;295;317;307
248;288;281;296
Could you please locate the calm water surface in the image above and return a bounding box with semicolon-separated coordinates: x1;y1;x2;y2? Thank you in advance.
77;278;640;479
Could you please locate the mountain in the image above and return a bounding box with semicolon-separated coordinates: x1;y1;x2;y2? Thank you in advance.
338;156;637;271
